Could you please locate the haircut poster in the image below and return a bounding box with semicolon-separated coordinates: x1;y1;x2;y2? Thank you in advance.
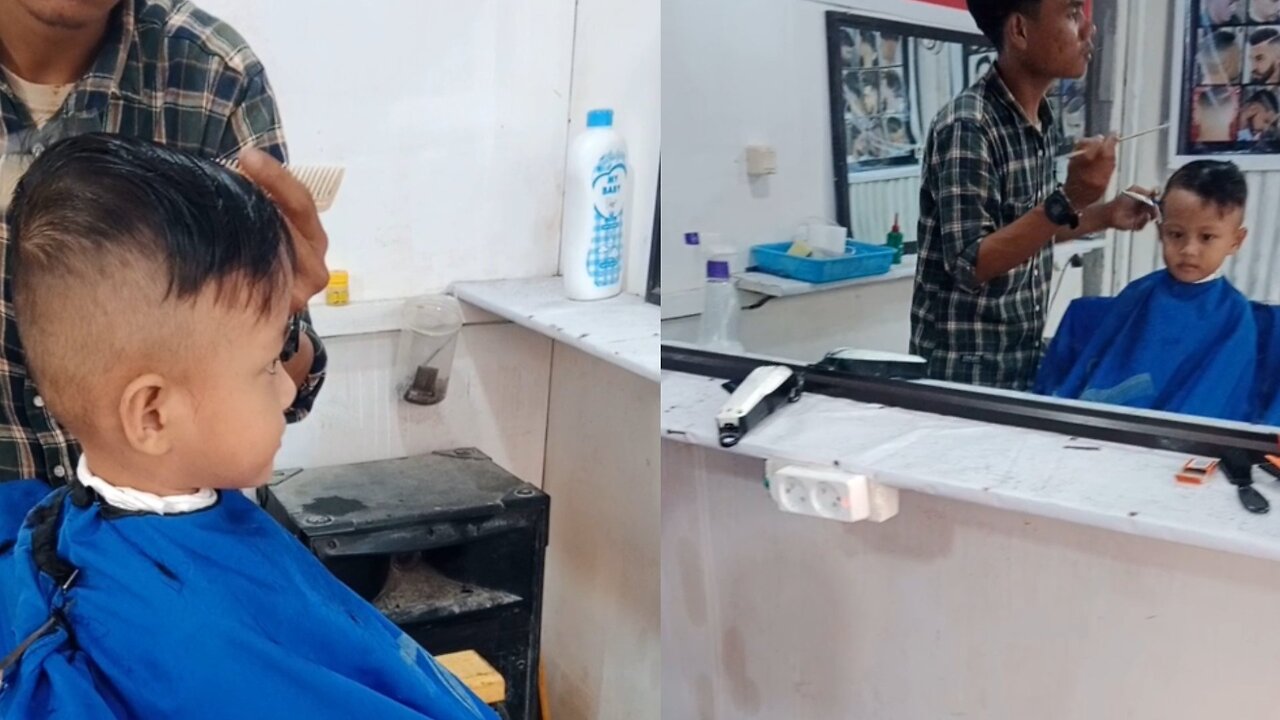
1174;0;1280;168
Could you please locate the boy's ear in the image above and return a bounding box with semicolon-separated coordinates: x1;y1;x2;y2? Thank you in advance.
119;373;190;456
1232;226;1248;253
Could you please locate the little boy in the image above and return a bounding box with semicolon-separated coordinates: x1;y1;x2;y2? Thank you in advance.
0;134;496;719
1035;160;1272;423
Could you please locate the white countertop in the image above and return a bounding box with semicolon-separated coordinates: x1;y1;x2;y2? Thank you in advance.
661;370;1280;563
453;278;660;382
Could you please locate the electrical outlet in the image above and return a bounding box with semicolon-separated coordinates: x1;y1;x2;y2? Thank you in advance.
765;460;899;524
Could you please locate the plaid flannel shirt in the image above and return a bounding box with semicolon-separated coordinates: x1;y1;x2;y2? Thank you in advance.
0;0;326;484
910;69;1061;391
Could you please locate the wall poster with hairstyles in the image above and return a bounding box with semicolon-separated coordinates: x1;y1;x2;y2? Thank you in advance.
1172;0;1280;168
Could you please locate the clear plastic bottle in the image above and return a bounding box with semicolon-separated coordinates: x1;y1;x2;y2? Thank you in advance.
698;259;745;353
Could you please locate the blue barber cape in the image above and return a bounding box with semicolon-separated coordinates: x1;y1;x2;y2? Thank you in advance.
0;484;498;720
1035;270;1276;424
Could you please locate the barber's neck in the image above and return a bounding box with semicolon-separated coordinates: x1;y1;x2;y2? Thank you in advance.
0;0;110;84
995;55;1056;128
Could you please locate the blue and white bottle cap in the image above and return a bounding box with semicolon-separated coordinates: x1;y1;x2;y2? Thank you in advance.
586;109;614;128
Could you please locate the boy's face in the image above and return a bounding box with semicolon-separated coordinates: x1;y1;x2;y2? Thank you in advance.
1158;188;1247;283
168;291;297;490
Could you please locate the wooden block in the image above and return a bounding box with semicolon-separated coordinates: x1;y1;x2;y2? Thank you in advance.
437;650;506;705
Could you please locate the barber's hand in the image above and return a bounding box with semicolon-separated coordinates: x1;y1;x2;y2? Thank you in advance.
1063;134;1118;209
1106;185;1160;232
237;148;330;314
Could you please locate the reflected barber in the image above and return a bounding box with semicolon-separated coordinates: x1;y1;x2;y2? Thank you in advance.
910;0;1158;390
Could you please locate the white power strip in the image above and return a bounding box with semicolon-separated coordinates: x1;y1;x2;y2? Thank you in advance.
765;460;899;524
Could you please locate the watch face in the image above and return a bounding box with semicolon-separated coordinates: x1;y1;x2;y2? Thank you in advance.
1047;191;1075;226
280;313;301;363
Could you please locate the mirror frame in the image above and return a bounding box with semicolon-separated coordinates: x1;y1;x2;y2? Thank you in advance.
662;343;1280;479
647;167;660;306
825;10;990;233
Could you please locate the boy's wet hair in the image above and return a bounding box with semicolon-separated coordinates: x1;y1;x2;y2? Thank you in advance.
8;133;293;428
1166;160;1248;213
9;133;293;317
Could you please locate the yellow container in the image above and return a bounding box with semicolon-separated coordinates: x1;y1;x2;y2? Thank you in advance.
326;270;350;306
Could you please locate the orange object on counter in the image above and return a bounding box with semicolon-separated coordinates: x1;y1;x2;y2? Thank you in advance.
1176;457;1219;485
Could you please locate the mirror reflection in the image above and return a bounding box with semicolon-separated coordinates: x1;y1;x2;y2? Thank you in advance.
662;1;1280;428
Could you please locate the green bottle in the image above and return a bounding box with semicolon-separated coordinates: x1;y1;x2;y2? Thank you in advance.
886;213;904;264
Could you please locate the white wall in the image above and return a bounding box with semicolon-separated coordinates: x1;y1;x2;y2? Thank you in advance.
275;316;553;486
664;442;1280;719
196;0;576;300
661;0;976;316
541;345;660;719
567;0;661;296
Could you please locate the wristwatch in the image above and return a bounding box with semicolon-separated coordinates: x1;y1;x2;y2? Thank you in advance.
1044;186;1080;229
281;311;302;362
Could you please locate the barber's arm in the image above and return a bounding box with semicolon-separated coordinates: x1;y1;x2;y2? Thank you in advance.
970;135;1121;284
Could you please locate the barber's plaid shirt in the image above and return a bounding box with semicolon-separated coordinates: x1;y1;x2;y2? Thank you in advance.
0;0;326;484
910;69;1060;391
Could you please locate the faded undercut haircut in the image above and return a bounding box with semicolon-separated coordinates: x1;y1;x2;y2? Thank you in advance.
8;133;293;429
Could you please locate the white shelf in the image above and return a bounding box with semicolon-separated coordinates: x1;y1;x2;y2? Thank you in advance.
453;278;660;382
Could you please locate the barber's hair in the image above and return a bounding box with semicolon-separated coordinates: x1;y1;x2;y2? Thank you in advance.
8;133;293;422
1166;160;1248;213
967;0;1044;52
1251;27;1280;46
1246;88;1280;113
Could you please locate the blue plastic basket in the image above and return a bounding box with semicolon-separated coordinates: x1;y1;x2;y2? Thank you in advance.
750;240;895;284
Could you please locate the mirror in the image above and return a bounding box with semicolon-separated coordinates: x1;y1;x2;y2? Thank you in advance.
661;1;1280;432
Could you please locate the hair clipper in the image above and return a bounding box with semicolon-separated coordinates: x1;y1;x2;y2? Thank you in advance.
716;366;803;448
